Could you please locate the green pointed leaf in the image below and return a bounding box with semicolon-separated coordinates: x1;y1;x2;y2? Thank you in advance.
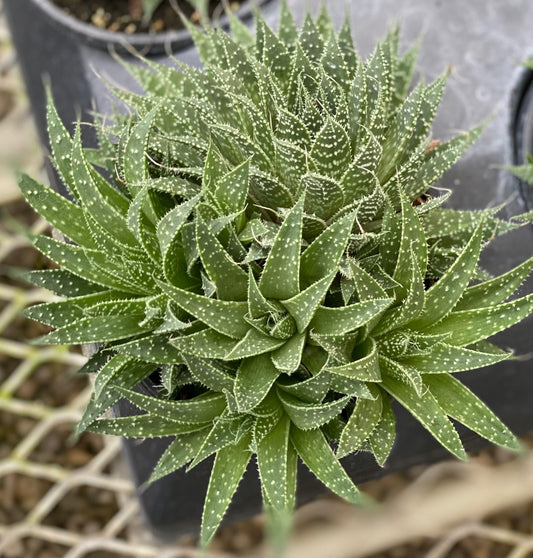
196;217;248;301
183;355;235;392
281;271;336;332
77;361;156;433
76;351;112;375
380;354;424;396
171;329;238;359
124;106;158;192
201;434;252;547
149;428;211;483
326;338;381;381
299;13;324;63
113;334;185;364
321;33;350;91
393;193;427;289
504;162;533;184
369;393;396;466
310;298;393;336
340;276;356;306
291;426;361;504
399;73;445;152
248;270;278;319
379;85;423;181
412;123;485;200
260;197;304;300
300;212;355;286
275;139;308;195
184;19;218;66
329;375;375;399
399;342;509;374
85;249;154;294
257;415;292;511
33;237;133;293
310;118;352;180
454;256;533;312
235;353;280;412
380;204;402;276
422;207;500;240
425;374;520;451
189;415;247;470
215;158;250;214
374;249;425;335
392;38;420;106
301;172;344;221
278;0;298;49
19;174;90;246
116;58;169;95
71;130;135;246
250;168;294;208
86;298;149;317
117;387;227;423
217;33;260;101
382;375;466;460
252;393;284;439
410;221;484;329
225;327;285;360
278;368;331;404
337;385;383;458
93;353;139;399
271;332;306;373
278;389;349;430
227;9;254;47
159;364;188;396
34;315;149;345
428;294;533;346
24;300;85;328
337;15;356;69
202;139;227;192
276;108;311;147
25;269;103;297
156;196;199;282
46;94;76;195
350;261;388;301
87;415;209;437
158;282;248;339
125;187;161;264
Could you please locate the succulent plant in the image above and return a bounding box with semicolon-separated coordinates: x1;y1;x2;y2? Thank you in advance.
20;2;533;549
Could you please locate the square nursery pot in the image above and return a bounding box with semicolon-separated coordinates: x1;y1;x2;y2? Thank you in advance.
7;0;533;540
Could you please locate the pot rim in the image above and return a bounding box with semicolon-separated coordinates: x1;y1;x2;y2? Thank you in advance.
511;66;533;210
30;0;269;55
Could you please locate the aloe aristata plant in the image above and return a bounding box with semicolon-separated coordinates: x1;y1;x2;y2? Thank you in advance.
20;2;533;547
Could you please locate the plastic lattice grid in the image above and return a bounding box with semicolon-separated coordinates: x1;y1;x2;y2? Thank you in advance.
0;212;205;558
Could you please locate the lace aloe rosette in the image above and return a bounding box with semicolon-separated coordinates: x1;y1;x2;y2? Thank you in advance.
20;3;533;547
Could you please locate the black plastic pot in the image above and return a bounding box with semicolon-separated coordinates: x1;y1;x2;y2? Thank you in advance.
7;0;533;541
515;68;533;202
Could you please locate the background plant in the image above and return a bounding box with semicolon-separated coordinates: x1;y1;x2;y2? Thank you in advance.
20;2;533;550
141;0;209;23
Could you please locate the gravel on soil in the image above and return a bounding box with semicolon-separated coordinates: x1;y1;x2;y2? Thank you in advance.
50;0;240;34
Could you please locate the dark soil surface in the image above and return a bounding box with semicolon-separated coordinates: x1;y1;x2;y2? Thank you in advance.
50;0;237;34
